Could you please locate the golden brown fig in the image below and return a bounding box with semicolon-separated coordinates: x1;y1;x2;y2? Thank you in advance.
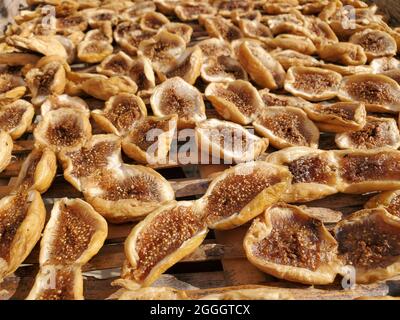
244;203;341;285
122;115;178;165
197;38;233;59
266;147;339;202
318;42;367;66
258;89;313;108
85;8;118;28
59;134;122;191
91;93;147;136
114;22;154;56
25;56;67;106
335;116;400;150
199;161;292;230
117;201;207;289
138;30;186;73
365;190;400;219
238;41;286;90
83;24;113;43
320;63;373;76
201;55;247;83
77;39;113;63
350;29;397;62
338;74;400;113
14;148;57;194
81;75;138;101
0;100;34;139
155;0;179;15
150;77;206;129
264;0;299;15
120;1;156;20
161;22;193;44
174;2;216;21
201;16;243;42
0;131;12;174
214;0;254;17
6;35;68;60
285;67;342;101
370;57;400;73
139;12;169;33
127;56;156;93
157;46;203;85
205;80;263;125
41;94;89;116
231;10;262;26
334;208;400;284
238;19;272;41
81;164;175;223
303;102;367;133
303;16;338;46
27;265;83;300
0;53;40;67
195;118;268;164
34;108;92;153
335;148;400;194
27;198;107;300
253;107;320;149
56;13;88;33
272;49;320;70
118;287;188;300
0;191;46;282
270;34;317;55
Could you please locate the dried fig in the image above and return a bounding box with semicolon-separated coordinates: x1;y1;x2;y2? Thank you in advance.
318;42;367;66
201;55;247;83
140;12;169;33
0;100;34;139
0;131;12;174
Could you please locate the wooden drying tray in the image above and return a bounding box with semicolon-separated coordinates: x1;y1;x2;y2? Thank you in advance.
1;3;400;300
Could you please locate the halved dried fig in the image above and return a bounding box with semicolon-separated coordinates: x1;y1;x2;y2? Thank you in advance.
231;9;262;26
303;16;338;46
258;89;313;108
271;49;321;70
264;0;299;15
0;131;12;174
120;1;156;19
81;164;175;223
25;56;67;106
34;108;92;153
114;23;154;56
365;190;400;219
266;147;338;202
85;8;118;28
64;71;99;96
238;19;272;41
0;69;26;105
150;77;206;129
39;198;107;266
244;203;341;285
27;265;83;300
160;22;193;44
195;119;268;164
338;74;400;113
199;161;291;230
253;107;320;149
303;102;367;133
127;56;156;93
41;94;89;116
335;116;400;150
335;148;400;194
285;67;342;101
270;34;317;55
81;75;138;101
77;39;113;63
334;208;400;283
59;134;122;191
118;201;207;288
214;0;254;17
6;35;68;60
122;115;178;165
201;55;247;83
91;93;147;136
205;80;263;125
0;100;34;139
157;46;203;85
350;29;397;62
138;30;186;73
263;10;306;35
84;23;113;43
13;148;56;194
318;42;367;66
155;0;179;15
197;38;233;59
140;12;169;33
0;191;46;282
175;2;216;21
201;16;243;42
370;57;400;73
238;40;286;90
56;14;88;33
